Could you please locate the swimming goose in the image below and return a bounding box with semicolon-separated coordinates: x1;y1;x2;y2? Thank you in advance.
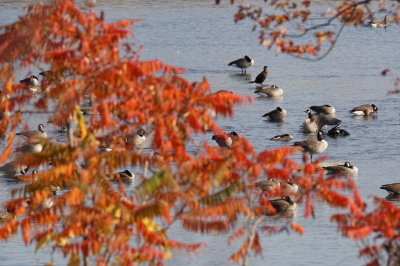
309;105;336;115
228;55;255;74
262;107;286;122
349;104;378;116
15;141;43;153
20;75;39;92
0;161;29;176
327;125;350;138
254;85;283;98
293;131;328;161
262;196;297;217
110;169;135;183
323;162;358;176
370;15;388;28
16;123;47;139
212;131;239;148
270;134;293;141
249;66;268;86
126;128;146;149
380;183;400;195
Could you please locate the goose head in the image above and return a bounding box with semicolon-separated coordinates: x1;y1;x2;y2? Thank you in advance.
38;123;45;133
121;169;133;177
137;128;146;137
317;131;325;141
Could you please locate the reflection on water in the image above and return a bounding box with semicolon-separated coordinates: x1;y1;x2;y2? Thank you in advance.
385;193;400;202
0;0;400;265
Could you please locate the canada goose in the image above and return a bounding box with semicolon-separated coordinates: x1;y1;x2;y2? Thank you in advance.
370;15;388;28
15;141;43;153
249;66;268;86
293;131;328;161
301;110;319;134
323;162;358;176
262;196;297;217
126;129;146;149
309;105;336;115
212;131;239;148
254;85;283;97
349;104;378;116
110;169;135;183
228;55;255;74
380;183;400;195
327;125;350;138
16;123;47;139
270;134;293;141
262;107;287;122
20;75;39;91
133;128;146;148
282;179;299;195
0;161;28;176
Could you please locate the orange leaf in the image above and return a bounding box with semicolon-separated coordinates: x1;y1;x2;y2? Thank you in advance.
291;222;304;235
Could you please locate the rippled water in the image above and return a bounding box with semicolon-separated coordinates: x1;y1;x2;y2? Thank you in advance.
1;0;399;265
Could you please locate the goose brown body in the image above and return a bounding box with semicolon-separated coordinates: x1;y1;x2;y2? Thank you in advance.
254;85;283;97
262;107;286;122
294;131;328;161
250;66;268;85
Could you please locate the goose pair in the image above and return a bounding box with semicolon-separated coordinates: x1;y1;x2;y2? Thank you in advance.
293;131;328;161
301;109;341;134
228;55;254;74
323;162;358;176
255;179;298;195
349;104;378;116
262;107;286;122
212;131;239;148
254;85;283;98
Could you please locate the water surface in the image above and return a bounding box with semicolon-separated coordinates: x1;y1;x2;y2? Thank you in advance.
0;1;399;265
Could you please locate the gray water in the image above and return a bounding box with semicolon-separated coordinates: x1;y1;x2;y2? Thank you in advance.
0;0;399;265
